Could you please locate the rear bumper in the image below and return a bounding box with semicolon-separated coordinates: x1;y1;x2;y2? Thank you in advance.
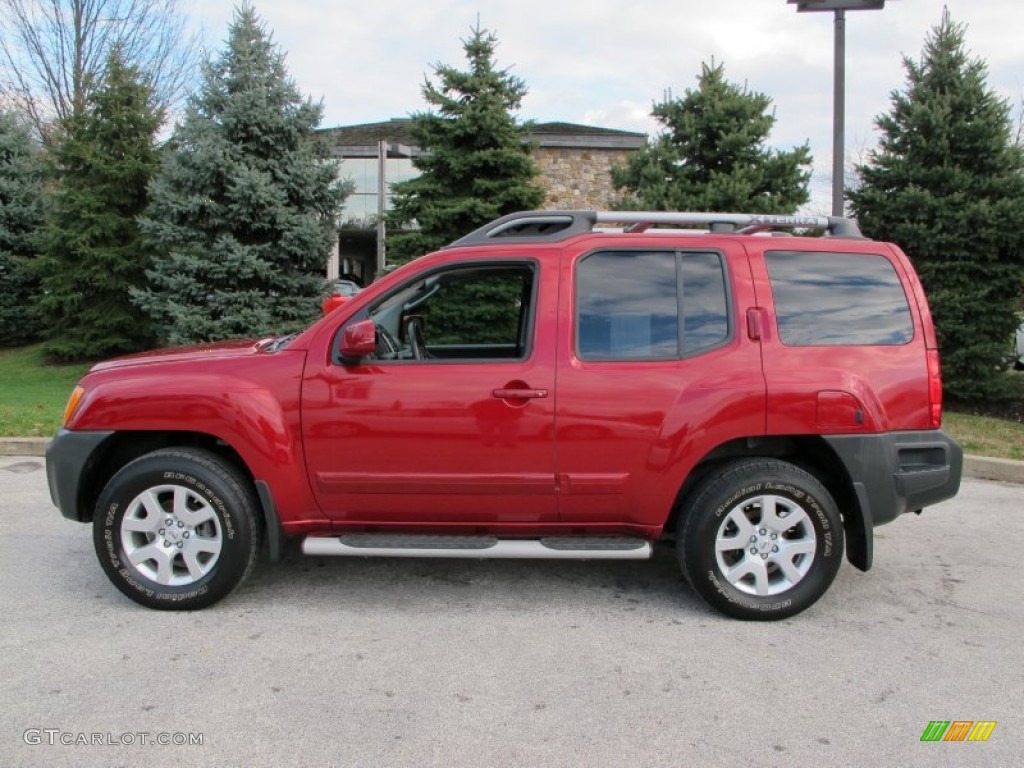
46;429;114;522
825;430;963;527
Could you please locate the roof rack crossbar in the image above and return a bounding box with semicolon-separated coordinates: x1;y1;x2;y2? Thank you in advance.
445;210;862;247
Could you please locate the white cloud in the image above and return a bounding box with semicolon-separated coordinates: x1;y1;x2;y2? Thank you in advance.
184;0;1024;212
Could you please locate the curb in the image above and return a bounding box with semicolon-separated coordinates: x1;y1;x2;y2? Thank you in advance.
962;455;1024;486
0;438;49;457
2;438;1023;485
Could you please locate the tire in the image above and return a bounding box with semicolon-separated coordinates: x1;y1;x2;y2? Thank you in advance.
678;459;843;621
92;448;261;610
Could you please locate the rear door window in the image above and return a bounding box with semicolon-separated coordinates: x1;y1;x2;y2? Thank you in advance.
765;251;914;346
576;250;730;360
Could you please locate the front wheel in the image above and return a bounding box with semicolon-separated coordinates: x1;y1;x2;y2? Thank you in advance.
93;448;261;610
678;460;844;620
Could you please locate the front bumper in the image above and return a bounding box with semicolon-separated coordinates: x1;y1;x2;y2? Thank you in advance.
46;429;115;522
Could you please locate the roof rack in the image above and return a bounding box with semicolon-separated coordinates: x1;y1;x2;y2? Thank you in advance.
446;210;863;247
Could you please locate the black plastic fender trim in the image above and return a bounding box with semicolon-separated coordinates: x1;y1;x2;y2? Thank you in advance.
255;481;286;563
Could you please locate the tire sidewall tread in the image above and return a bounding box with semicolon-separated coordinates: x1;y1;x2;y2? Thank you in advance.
678;459;844;621
92;448;261;610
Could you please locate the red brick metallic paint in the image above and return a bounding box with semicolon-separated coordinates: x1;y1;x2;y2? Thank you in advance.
68;344;326;532
553;236;767;526
746;240;934;434
65;230;940;539
302;248;560;527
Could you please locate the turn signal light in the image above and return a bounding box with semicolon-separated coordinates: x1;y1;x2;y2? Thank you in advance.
63;386;85;427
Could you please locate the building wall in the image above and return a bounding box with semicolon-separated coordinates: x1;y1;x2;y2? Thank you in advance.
532;147;634;210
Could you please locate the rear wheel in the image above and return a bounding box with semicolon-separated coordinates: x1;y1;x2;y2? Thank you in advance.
93;448;261;610
678;460;843;620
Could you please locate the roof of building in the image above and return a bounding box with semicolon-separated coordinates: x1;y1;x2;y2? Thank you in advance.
529;121;646;150
321;119;416;145
321;119;646;153
530;121;645;138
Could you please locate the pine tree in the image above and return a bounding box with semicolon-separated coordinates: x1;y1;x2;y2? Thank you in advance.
848;11;1024;400
0;110;45;346
612;61;811;213
35;49;164;361
135;6;347;344
386;24;545;264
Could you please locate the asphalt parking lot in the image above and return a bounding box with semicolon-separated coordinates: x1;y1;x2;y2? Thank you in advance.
1;455;1021;767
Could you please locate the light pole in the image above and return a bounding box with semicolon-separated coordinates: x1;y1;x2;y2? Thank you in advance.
788;1;887;217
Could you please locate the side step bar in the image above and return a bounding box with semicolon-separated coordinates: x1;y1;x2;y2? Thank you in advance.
302;534;652;560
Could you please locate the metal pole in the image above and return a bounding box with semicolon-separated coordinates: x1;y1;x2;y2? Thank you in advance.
832;9;846;217
376;139;386;274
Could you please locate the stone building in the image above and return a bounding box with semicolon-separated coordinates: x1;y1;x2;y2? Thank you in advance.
322;119;646;283
528;122;647;209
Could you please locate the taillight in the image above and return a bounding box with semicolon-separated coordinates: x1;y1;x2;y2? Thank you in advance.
927;350;942;428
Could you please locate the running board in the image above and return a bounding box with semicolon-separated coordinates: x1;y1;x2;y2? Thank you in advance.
301;534;652;560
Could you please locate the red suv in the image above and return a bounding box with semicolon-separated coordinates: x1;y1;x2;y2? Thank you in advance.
47;211;962;619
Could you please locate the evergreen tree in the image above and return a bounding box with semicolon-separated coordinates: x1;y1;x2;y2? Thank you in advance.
0;110;45;346
848;11;1024;400
386;24;545;264
612;61;812;213
135;5;347;344
35;49;163;360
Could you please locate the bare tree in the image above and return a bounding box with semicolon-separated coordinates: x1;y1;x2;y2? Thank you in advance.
0;0;199;143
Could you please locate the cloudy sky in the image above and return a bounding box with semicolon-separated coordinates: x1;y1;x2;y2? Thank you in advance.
184;1;1023;212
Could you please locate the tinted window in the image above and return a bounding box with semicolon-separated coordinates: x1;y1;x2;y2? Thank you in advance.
766;251;913;346
577;251;729;360
366;263;534;361
417;269;529;347
681;252;731;353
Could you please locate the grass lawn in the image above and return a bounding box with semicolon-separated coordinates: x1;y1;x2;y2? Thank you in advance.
944;371;1024;461
0;345;91;437
943;411;1024;462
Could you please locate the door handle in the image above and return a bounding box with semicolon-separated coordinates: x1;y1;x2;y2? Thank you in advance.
492;388;548;400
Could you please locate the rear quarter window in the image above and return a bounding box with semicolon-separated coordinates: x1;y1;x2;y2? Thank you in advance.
766;251;914;346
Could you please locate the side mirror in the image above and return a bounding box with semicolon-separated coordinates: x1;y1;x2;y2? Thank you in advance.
339;319;377;361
